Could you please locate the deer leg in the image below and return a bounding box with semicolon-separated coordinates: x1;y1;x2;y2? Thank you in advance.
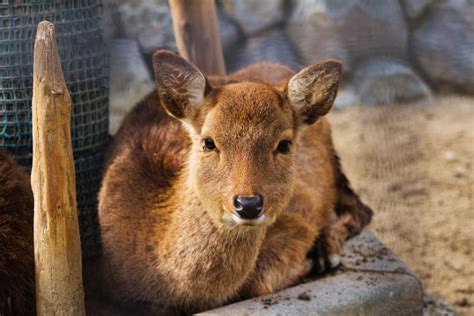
309;151;374;273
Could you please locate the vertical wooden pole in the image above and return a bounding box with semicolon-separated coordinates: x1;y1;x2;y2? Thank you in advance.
31;21;85;316
168;0;226;75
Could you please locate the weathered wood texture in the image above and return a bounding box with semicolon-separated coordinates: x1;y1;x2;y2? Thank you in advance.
31;21;85;316
169;0;226;75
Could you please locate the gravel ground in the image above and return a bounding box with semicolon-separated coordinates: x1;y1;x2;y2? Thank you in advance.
329;95;474;316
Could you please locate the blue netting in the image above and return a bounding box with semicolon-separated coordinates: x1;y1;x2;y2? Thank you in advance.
0;0;109;258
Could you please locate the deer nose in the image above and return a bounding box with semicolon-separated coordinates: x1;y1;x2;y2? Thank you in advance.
234;195;263;220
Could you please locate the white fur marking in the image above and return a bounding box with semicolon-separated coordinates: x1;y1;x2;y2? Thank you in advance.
229;213;266;225
288;66;313;111
328;254;341;268
184;70;205;108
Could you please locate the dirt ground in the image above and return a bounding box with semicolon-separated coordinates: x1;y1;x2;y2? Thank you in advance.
328;95;473;315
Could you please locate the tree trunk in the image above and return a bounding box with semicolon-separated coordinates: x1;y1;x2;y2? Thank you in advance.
169;0;226;75
31;21;85;316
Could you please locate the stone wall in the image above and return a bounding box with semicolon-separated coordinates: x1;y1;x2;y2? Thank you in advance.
101;0;474;131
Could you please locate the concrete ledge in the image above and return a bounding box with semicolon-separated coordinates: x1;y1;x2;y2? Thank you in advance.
200;230;424;315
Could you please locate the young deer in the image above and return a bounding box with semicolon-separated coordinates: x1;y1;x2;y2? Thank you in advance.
97;50;372;313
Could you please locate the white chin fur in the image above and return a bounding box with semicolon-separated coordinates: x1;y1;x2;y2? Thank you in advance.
229;213;266;226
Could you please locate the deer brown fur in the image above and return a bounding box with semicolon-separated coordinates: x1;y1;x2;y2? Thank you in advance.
98;50;372;313
0;149;35;315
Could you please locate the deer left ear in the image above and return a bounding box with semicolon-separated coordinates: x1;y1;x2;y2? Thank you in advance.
287;60;342;125
152;50;209;123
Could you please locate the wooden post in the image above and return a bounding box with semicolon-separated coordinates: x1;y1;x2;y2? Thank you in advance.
31;21;85;316
169;0;226;75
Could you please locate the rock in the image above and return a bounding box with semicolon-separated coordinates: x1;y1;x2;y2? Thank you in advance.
202;230;424;316
109;39;155;135
334;0;408;61
287;0;408;71
286;22;348;69
225;29;301;73
412;1;474;93
116;0;176;54
99;0;120;40
109;0;240;55
218;9;242;53
204;271;423;315
423;291;457;316
401;0;433;19
220;0;285;35
353;58;432;106
286;1;349;69
334;85;359;108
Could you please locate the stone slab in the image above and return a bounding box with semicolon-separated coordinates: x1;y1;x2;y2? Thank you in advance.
340;230;415;275
200;230;424;315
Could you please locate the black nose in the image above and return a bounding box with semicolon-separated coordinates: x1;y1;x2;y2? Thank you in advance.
234;195;263;220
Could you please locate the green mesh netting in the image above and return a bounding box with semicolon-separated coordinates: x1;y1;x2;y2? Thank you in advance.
0;0;109;258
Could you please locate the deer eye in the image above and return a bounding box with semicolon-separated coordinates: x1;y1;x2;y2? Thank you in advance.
276;140;292;154
203;138;217;151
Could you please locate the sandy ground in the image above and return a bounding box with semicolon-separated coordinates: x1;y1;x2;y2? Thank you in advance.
329;95;474;315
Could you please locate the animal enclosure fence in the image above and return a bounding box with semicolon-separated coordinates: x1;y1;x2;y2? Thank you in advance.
0;0;109;257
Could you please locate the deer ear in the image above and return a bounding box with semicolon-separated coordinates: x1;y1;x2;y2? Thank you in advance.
153;50;209;122
287;60;342;125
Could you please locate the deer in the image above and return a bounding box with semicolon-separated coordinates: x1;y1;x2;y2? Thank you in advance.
0;148;35;315
96;50;373;314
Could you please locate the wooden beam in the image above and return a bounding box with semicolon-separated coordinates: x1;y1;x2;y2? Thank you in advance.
169;0;226;75
31;21;85;316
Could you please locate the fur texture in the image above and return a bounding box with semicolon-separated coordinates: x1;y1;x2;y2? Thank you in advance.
97;51;373;313
0;148;35;315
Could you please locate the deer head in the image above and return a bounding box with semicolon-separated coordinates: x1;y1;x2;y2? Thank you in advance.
153;50;342;228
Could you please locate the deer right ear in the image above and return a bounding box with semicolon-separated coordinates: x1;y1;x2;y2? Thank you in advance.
287;60;342;125
153;50;209;122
